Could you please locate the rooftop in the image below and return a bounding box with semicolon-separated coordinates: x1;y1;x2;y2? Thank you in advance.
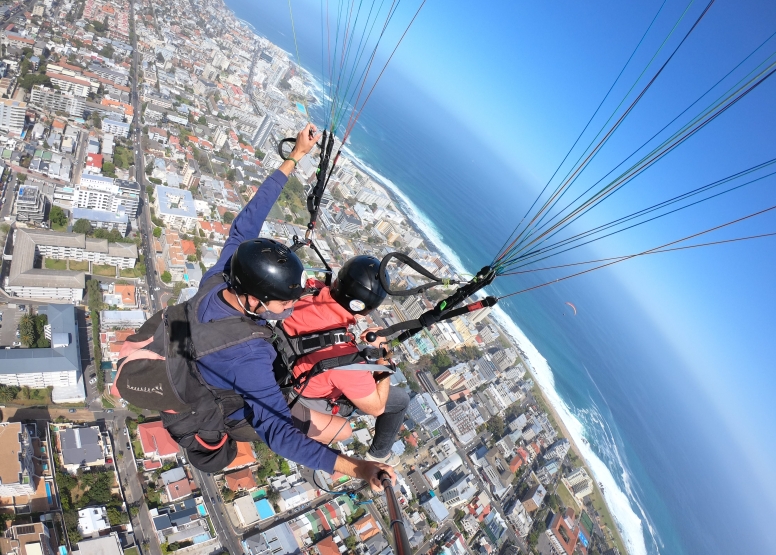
155;185;197;219
59;427;102;466
0;305;80;375
138;421;178;457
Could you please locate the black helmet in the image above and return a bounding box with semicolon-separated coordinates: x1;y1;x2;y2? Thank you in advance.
229;239;305;302
331;255;388;315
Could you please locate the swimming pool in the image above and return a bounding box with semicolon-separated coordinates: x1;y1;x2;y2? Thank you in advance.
192;534;210;544
296;102;306;115
197;504;207;517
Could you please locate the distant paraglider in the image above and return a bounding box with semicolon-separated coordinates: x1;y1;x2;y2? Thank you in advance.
565;302;578;316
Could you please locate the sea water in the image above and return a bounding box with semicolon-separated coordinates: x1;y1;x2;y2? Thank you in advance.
224;2;765;553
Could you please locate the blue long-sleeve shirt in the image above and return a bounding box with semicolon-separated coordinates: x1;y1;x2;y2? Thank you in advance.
196;170;339;473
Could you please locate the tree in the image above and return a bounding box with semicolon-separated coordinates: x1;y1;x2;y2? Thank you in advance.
486;415;505;439
197;115;207;125
222;211;235;224
221;487;235;503
50;205;67;227
345;536;358;552
92;112;102;129
153;226;162;238
73;218;92;235
161;271;172;283
102;161;116;177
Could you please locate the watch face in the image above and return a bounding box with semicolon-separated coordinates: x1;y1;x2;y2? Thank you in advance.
349;299;366;312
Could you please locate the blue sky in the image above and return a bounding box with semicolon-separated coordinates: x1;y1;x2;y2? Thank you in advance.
390;0;776;492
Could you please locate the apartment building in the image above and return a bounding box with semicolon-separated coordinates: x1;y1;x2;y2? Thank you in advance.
154;185;197;232
0;98;26;136
30;85;86;118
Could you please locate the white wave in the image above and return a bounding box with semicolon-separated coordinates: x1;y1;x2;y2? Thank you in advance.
342;148;651;555
340;146;473;281
488;306;648;555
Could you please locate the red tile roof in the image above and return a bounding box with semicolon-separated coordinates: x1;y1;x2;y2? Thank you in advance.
166;477;193;501
224;468;256;491
225;442;256;470
138;421;179;457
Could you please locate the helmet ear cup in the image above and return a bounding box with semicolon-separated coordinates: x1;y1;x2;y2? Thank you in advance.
331;255;388;315
230;239;306;302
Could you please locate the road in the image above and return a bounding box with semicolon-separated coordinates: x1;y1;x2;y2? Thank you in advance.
0;172;15;219
189;466;238;555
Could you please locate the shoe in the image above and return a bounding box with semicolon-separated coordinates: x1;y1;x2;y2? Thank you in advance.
365;451;400;466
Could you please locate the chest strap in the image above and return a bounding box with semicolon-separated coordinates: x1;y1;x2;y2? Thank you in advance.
292;327;351;356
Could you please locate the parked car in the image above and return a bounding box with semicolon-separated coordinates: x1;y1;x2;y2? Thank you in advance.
89;377;97;385
68;409;76;413
106;409;114;413
89;373;96;379
126;442;131;450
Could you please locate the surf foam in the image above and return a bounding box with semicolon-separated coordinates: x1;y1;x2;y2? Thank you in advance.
342;149;650;555
242;24;649;555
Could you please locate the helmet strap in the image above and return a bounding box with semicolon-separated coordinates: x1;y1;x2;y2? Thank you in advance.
235;293;262;318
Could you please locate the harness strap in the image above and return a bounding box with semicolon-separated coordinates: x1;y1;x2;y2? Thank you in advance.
294;328;350;355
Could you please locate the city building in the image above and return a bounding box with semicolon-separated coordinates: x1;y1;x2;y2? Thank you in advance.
4;229;136;301
75;534;123;555
406;392;445;434
424;453;463;489
15;185;47;222
0;98;26;136
99;310;147;330
521;483;547;512
563;467;594;500
58;426;105;473
0;423;36;498
137;421;179;461
77;507;110;537
481;510;508;547
74;178;140;217
225;468;257;492
440;475;478;508
154;185;197;232
102;119;130;138
72;207;128;236
0;305;84;402
420;495;449;523
504;499;533;538
242;523;301;555
30;85;85;118
492;348;518;372
0;522;55;555
352;514;380;542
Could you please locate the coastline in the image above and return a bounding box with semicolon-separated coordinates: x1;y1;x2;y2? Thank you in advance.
353;155;633;555
224;5;636;553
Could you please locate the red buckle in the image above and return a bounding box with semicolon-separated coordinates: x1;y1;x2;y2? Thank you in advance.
331;404;339;415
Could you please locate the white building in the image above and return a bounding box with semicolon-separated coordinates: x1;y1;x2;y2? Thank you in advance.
505;500;533;538
0;305;84;402
72;208;129;236
355;186;391;208
440;475;478;508
564;467;594;499
154;185;197;232
0;422;36;498
424;453;463;489
100;310;147;330
4;229;137;301
0;98;26;136
30;85;85;117
16;184;47;222
102;119;130;138
78;507;110;536
75;177;140;217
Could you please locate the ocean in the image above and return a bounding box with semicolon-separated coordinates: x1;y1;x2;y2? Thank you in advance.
224;2;764;553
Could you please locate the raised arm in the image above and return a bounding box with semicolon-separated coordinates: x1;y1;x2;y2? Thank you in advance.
203;124;321;281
